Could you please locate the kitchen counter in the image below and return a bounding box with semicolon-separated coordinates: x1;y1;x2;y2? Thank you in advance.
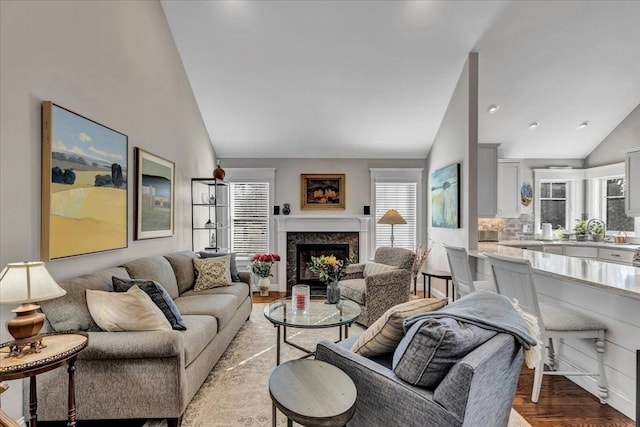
471;243;640;300
498;239;639;251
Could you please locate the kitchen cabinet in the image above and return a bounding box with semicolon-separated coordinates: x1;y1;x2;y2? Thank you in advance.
625;148;640;216
542;245;564;255
597;248;635;265
478;144;499;217
497;160;521;218
564;246;597;259
191;178;230;253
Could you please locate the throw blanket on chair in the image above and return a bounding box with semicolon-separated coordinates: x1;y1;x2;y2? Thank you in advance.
405;291;541;368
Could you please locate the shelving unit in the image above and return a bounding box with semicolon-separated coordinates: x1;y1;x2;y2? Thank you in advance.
191;178;230;253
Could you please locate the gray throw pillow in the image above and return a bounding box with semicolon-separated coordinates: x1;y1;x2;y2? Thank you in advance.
392;317;496;388
111;277;187;331
199;252;240;282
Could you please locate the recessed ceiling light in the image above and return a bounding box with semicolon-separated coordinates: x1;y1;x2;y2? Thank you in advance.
487;104;499;114
577;121;589;129
528;121;539;129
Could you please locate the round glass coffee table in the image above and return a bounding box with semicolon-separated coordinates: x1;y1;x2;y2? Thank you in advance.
264;297;361;365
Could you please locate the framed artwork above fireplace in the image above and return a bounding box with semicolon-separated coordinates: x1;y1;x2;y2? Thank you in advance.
300;173;345;210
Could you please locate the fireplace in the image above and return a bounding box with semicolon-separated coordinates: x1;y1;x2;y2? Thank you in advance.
296;243;350;291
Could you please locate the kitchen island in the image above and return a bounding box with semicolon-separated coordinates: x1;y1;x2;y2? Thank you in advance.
470;243;639;419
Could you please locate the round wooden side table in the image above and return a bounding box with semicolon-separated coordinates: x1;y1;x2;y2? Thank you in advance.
0;331;88;427
269;359;357;427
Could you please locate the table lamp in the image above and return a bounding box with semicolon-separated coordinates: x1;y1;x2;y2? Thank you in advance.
0;261;66;358
377;209;406;247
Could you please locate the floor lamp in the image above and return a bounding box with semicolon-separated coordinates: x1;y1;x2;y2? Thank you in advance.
378;209;406;247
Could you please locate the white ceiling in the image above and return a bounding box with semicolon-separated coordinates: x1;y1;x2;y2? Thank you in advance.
162;0;640;160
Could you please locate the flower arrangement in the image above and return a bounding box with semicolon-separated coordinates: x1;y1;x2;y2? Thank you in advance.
307;254;349;285
251;253;281;278
412;241;434;285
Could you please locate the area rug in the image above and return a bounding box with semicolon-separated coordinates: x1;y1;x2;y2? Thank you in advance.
144;303;531;427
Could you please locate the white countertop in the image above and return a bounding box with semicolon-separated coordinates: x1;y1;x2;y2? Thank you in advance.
497;240;640;251
471;243;640;300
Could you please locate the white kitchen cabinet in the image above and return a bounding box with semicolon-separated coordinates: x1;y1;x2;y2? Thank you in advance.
542;245;564;255
597;248;635;265
497;160;521;218
478;144;499;217
625;148;640;216
564;246;598;259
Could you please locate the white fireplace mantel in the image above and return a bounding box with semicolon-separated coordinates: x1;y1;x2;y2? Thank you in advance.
274;215;371;292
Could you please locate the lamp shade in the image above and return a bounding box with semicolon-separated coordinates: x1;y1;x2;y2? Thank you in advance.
377;209;407;225
0;261;66;304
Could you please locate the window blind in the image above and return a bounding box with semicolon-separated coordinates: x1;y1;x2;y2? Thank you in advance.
375;182;417;250
230;182;270;259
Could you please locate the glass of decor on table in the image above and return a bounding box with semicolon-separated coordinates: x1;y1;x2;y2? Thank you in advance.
291;284;310;314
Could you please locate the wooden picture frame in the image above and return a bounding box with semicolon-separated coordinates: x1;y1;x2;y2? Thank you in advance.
300;173;345;210
41;101;128;260
135;148;175;240
431;163;460;228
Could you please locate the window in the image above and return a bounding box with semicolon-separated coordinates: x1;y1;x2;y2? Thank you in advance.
374;182;417;250
230;182;270;258
602;178;634;232
539;182;568;229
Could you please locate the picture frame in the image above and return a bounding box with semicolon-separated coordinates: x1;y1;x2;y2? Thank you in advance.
135;148;175;240
431;163;460;228
300;173;345;210
41;101;128;260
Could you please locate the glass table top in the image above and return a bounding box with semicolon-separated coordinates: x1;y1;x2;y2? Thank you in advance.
263;297;361;328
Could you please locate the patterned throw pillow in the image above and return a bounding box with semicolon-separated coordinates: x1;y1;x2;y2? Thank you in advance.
193;256;232;291
199;252;241;282
363;262;399;278
351;298;448;357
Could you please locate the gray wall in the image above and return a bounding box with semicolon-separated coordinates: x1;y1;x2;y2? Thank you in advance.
0;1;214;419
584;103;640;168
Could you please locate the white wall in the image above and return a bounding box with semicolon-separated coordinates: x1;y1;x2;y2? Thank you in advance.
584;103;640;168
0;1;215;420
425;53;478;270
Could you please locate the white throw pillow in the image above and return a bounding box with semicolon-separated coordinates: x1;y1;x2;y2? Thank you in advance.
363;262;399;278
86;285;172;332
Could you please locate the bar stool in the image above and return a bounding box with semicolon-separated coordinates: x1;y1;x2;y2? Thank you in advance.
443;244;496;300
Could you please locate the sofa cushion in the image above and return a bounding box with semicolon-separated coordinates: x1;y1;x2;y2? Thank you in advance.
338;278;366;305
164;251;199;295
352;298;448;357
363;262;398;278
40;267;131;332
86;286;172;332
112;277;187;331
392;317;497;388
181;315;218;366
193;256;232;290
173;294;238;330
180;282;250;309
199;251;241;282
122;256;180;299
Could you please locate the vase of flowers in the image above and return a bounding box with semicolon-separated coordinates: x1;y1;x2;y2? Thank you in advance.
251;253;281;296
307;254;349;304
412;240;434;291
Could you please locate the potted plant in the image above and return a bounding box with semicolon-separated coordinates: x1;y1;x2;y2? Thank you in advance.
573;220;588;241
588;220;605;242
251;253;281;296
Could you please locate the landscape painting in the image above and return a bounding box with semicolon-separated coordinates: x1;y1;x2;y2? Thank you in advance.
300;173;345;210
41;102;128;260
431;163;460;228
135;148;174;239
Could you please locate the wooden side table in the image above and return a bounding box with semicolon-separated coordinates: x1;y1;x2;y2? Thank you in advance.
0;332;88;427
269;359;357;427
421;269;454;300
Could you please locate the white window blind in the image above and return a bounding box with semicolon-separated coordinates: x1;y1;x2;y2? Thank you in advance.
375;182;417;250
230;182;270;258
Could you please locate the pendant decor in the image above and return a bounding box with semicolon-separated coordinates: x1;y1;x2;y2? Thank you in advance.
213;160;225;180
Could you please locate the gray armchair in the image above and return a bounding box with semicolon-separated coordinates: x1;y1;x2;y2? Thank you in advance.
339;247;415;326
316;332;524;427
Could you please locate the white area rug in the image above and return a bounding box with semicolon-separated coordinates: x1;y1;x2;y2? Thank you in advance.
145;303;531;427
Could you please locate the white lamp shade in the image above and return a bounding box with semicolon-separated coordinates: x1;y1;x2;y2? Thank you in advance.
378;209;407;225
0;261;66;304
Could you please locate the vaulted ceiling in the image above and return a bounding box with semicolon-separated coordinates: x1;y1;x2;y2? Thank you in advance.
162;0;640;159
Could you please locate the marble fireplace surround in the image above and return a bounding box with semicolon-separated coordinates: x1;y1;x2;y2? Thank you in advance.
275;216;371;292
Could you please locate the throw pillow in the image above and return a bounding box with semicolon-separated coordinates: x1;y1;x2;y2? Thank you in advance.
363;262;398;278
193;255;232;291
111;277;187;331
86;286;172;332
351;298;448;357
392;317;497;388
199;251;241;282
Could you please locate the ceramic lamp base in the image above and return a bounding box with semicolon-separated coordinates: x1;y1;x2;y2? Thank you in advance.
6;303;47;358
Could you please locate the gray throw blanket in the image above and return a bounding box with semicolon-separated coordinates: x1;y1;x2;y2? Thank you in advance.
405;291;538;350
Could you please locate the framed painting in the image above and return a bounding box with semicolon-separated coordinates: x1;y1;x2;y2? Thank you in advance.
301;173;345;210
135;148;175;240
431;163;460;228
41;101;128;260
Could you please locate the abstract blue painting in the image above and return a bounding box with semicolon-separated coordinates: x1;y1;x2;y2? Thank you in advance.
431;163;460;228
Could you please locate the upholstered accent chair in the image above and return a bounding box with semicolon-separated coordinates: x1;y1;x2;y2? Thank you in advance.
339;247;415;326
443;243;496;299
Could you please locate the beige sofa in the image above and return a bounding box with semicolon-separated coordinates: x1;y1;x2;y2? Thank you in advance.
33;251;252;426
